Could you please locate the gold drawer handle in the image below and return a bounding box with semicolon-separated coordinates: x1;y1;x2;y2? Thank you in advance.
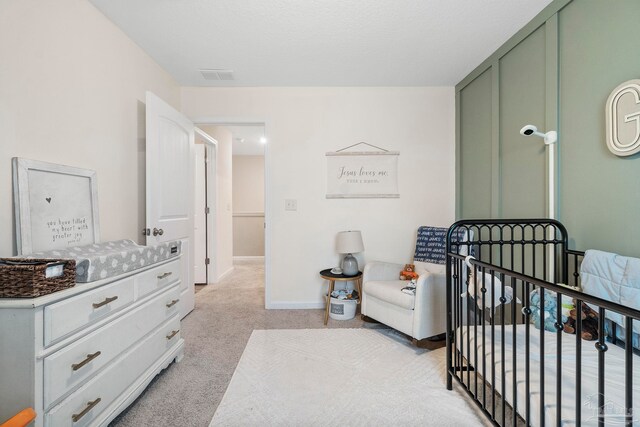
157;272;172;280
71;351;102;371
166;299;180;308
166;330;179;340
72;397;101;422
92;296;118;309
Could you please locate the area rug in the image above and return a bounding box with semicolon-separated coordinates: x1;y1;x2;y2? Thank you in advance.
210;328;486;426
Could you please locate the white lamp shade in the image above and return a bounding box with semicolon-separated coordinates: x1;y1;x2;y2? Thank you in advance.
336;230;364;254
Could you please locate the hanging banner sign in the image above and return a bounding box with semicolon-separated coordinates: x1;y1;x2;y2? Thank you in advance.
326;149;400;199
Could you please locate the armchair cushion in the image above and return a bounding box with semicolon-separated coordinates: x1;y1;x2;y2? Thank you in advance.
414;261;446;275
364;280;415;310
363;261;403;283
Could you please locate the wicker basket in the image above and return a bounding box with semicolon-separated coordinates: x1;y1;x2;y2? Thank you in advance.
0;258;76;298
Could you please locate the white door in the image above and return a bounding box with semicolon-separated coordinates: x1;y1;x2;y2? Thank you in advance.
145;91;195;318
205;143;216;282
193;144;207;284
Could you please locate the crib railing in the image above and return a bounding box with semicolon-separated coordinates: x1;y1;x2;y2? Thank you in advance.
445;219;640;427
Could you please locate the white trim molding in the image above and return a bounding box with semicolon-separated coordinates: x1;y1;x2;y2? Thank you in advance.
195;127;218;146
233;256;264;261
232;212;264;218
215;266;235;283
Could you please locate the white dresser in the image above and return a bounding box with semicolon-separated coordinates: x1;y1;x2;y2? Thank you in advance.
0;257;185;427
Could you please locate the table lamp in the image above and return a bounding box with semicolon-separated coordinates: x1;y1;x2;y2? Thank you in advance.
336;230;364;276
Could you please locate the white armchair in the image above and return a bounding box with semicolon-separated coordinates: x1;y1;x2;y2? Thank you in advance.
361;225;469;346
361;261;447;345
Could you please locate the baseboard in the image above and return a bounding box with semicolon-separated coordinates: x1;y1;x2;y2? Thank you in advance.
233;256;265;261
215;266;235;282
265;301;325;310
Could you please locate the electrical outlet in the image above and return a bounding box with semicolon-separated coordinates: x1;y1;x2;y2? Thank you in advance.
285;199;297;211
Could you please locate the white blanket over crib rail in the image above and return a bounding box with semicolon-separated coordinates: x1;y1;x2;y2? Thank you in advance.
581;249;640;336
456;324;640;426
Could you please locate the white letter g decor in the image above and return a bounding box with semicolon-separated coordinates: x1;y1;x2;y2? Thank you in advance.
606;79;640;157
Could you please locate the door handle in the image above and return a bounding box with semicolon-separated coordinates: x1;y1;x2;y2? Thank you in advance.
152;228;164;236
166;330;179;340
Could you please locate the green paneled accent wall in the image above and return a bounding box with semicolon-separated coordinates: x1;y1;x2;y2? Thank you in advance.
499;26;547;218
559;0;640;257
456;0;640;257
459;69;493;218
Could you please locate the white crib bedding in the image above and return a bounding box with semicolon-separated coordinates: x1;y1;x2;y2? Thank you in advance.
456;324;640;426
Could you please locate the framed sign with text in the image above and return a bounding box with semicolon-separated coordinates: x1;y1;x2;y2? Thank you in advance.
326;143;399;199
13;158;100;254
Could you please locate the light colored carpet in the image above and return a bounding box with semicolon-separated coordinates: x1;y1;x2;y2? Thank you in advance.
210;328;486;427
110;260;386;426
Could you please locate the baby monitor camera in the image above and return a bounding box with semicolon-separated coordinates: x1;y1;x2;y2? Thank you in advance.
520;124;557;145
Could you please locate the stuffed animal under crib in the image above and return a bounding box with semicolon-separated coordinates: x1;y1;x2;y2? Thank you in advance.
399;264;419;281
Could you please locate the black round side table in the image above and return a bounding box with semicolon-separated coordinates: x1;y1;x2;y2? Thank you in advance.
319;269;363;325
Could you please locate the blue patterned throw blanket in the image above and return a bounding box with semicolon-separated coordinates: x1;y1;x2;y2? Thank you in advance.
414;226;470;264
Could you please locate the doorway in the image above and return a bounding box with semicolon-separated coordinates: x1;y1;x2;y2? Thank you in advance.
228;125;265;264
193;128;217;290
192;123;267;293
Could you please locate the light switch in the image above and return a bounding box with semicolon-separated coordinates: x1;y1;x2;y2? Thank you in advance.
285;199;297;211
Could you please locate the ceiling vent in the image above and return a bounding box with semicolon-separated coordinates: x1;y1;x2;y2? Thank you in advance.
200;69;234;81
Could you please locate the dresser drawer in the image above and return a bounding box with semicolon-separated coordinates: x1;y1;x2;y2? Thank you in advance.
136;259;181;300
44;316;182;427
43;284;181;408
44;277;135;346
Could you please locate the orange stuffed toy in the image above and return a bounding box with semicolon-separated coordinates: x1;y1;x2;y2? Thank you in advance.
399;264;419;281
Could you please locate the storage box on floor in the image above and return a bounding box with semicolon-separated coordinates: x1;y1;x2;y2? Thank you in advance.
329;297;357;320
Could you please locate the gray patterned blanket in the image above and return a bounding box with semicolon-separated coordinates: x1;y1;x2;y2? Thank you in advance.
25;239;181;282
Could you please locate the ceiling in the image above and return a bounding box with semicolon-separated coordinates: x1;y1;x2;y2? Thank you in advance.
227;125;266;156
89;0;552;87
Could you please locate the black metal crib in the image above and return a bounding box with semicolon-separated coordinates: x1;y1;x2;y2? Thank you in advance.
445;219;640;427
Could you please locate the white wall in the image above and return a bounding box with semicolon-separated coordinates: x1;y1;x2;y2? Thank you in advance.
232;155;265;257
198;125;234;280
182;87;455;308
0;0;180;256
233;156;265;212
